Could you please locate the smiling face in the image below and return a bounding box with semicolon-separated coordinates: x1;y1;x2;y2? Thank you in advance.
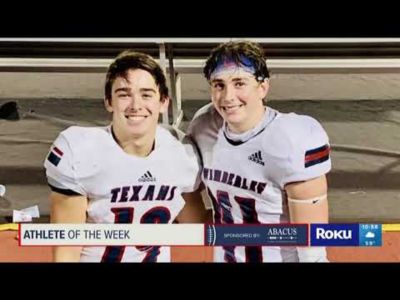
104;68;169;140
203;41;271;134
210;68;269;134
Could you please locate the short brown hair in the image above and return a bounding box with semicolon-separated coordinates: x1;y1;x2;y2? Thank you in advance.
105;50;169;102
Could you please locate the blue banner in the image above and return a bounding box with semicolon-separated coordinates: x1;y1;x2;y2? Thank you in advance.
310;224;359;246
205;224;308;246
310;223;382;246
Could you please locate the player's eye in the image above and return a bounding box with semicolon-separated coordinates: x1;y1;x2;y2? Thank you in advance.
142;93;153;99
212;82;224;90
235;81;245;87
118;93;130;98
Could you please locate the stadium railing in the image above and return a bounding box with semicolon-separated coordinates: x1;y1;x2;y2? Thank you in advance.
2;38;400;126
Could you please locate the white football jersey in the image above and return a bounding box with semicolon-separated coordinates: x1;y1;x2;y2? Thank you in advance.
187;103;331;262
44;125;201;262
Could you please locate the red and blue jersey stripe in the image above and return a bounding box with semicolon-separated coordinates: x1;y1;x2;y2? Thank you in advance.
305;144;330;168
47;146;64;167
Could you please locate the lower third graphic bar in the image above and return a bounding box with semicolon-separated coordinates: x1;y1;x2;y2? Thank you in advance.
205;224;308;246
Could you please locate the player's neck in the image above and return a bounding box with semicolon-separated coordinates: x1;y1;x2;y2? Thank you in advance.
228;106;266;134
121;140;155;157
111;126;155;157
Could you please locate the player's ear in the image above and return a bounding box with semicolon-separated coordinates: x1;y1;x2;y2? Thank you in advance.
104;98;113;113
258;78;269;99
159;96;170;114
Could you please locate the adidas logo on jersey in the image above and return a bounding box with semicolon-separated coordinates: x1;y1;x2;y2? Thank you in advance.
248;151;265;166
138;171;156;182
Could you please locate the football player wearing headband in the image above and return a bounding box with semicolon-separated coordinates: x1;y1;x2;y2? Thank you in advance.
187;40;331;262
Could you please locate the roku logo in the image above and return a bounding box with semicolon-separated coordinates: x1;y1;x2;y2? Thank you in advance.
316;228;352;239
310;224;359;246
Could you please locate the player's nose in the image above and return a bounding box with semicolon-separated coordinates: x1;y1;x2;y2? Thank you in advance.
127;95;142;110
223;84;236;101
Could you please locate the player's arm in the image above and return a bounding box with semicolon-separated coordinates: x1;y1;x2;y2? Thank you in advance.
176;186;211;223
285;175;329;262
50;191;88;262
285;175;328;224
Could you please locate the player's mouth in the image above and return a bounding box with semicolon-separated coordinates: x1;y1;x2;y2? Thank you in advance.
220;104;244;113
125;115;148;122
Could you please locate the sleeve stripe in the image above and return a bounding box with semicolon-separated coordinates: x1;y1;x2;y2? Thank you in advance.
305;146;330;162
305;144;330;168
53;146;64;156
